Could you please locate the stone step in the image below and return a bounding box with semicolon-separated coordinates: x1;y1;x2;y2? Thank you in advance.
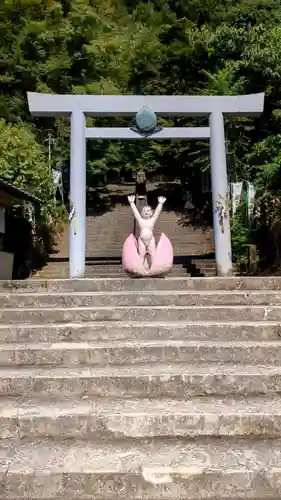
43;265;215;272
84;248;212;253
85;232;210;237
39;271;191;279
83;273;190;279
84;252;212;258
162;237;212;241
85;240;210;244
86;233;132;238
84;268;189;275
50;270;129;277
157;242;213;247
192;271;216;277
81;260;123;265
0;320;279;343
0;340;280;366
39;272;216;280
1;438;281;499
1;395;281;439
192;264;217;270
85;253;124;258
6;277;280;293
192;261;216;266
68;268;196;276
83;264;198;271
0;364;280;397
192;264;216;270
1;305;279;323
2;290;280;308
83;252;212;258
83;264;189;271
82;266;129;273
41;263;215;270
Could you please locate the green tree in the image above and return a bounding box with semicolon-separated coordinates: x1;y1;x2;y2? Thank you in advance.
0;118;59;224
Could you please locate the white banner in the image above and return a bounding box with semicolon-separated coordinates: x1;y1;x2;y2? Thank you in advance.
25;204;36;232
52;169;62;187
52;167;64;202
247;182;256;219
231;182;243;215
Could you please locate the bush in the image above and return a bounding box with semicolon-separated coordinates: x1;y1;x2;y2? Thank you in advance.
230;194;256;269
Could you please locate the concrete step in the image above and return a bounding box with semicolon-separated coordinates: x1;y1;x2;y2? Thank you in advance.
85;238;211;242
192;264;217;270
192;260;216;265
39;272;216;279
84;269;189;276
83;266;129;273
84;267;194;274
83;264;196;271
83;274;190;279
0;320;279;343
44;264;215;271
150;241;213;246
1;438;281;499
2;290;281;308
0;364;280;397
0;340;280;366
84;251;214;257
5;277;281;293
85;266;180;272
1;395;281;439
192;265;216;270
84;244;211;250
1;305;279;323
193;271;216;277
39;271;191;279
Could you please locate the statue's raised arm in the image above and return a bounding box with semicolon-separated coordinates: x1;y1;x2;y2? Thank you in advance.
151;196;166;223
128;195;142;224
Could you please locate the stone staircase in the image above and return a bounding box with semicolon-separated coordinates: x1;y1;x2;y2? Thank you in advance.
0;276;281;498
37;208;215;279
37;203;134;279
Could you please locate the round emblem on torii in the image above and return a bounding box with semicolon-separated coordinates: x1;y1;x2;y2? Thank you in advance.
135;106;158;134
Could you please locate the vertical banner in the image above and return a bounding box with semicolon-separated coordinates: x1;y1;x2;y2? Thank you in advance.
25;204;36;233
52;168;61;187
231;182;243;215
52;162;64;202
247;182;256;220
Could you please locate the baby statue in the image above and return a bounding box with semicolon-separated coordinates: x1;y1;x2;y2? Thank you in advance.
128;194;166;264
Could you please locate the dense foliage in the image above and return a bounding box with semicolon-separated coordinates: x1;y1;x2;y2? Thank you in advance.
0;119;58;220
2;0;281;267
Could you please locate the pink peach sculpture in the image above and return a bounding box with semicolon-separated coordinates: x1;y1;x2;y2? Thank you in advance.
122;195;173;277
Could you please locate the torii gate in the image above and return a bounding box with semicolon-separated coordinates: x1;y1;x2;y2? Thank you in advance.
27;92;264;278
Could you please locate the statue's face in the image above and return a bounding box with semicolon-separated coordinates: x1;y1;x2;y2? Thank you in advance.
141;205;153;219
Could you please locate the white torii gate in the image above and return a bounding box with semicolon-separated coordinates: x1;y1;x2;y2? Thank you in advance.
27;92;265;278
